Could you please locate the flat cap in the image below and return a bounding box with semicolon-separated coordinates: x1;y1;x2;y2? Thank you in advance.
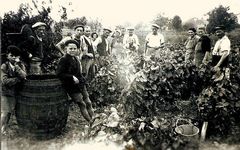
214;25;225;31
74;25;84;30
103;27;112;32
152;23;160;29
7;45;21;56
127;26;135;30
64;39;80;48
32;22;47;29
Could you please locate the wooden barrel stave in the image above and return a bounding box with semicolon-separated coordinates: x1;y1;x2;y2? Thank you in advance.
15;75;69;138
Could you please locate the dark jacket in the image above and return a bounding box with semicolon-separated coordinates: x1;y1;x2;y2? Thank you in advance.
18;25;61;71
200;35;211;53
97;36;108;56
56;54;86;94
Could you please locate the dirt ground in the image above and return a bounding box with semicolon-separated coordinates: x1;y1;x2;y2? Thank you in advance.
1;104;240;150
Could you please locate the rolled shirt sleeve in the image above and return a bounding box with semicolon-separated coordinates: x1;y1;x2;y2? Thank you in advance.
212;36;231;56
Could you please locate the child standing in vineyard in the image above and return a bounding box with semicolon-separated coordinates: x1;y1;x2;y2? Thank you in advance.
1;46;27;134
56;39;94;123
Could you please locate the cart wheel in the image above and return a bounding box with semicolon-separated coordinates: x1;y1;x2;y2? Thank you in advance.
200;121;208;141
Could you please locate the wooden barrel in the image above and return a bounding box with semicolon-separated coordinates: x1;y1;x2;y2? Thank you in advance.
15;75;69;138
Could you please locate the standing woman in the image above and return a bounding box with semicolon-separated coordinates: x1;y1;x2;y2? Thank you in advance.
184;28;200;64
194;27;211;67
91;32;98;42
91;32;99;57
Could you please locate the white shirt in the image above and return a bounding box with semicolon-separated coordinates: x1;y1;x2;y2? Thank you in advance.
9;62;15;72
145;33;164;48
82;35;92;45
212;35;231;56
123;34;139;49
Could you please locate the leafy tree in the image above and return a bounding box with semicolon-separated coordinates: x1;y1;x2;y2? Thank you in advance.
1;3;54;55
1;1;63;69
206;5;239;33
87;18;102;33
172;15;182;31
152;13;170;30
64;17;87;29
182;22;196;31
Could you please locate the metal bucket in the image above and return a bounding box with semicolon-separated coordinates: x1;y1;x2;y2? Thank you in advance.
175;119;199;139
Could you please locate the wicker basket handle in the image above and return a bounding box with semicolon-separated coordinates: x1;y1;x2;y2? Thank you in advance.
176;118;192;127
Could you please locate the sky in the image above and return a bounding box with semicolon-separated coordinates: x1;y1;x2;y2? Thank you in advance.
0;0;240;27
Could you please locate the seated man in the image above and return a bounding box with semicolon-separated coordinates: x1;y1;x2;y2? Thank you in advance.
56;39;94;123
18;22;61;73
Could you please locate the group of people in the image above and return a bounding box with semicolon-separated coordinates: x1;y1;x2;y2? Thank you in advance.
1;20;231;134
184;25;231;80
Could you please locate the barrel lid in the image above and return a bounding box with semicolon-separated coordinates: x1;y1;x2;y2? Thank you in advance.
31;57;42;62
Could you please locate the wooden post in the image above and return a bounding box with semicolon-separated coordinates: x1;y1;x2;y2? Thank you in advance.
200;121;208;141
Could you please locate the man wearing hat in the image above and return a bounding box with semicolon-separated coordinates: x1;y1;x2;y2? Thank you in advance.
56;24;86;55
18;22;61;73
211;25;231;79
145;23;165;57
21;22;47;60
93;27;112;67
80;26;96;80
123;27;139;54
93;27;112;56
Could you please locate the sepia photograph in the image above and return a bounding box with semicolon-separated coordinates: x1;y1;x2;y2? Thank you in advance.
1;0;240;149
